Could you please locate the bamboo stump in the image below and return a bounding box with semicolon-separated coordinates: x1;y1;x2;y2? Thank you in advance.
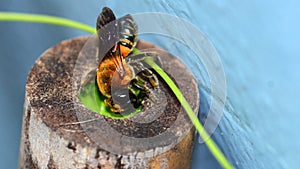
19;36;199;169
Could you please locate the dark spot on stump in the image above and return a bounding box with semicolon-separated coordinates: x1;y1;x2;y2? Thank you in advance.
67;142;77;152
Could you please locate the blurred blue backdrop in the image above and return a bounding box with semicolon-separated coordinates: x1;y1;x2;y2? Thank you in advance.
0;0;299;169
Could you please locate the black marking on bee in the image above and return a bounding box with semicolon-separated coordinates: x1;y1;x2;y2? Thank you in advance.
120;41;133;49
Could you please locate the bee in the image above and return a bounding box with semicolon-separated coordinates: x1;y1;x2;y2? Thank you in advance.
96;7;161;113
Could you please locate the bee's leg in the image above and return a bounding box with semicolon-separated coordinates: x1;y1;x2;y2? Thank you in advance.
139;68;159;88
129;52;160;64
128;60;159;89
130;77;147;91
130;77;148;105
128;52;161;89
130;76;159;103
104;98;124;113
112;42;119;52
128;86;143;108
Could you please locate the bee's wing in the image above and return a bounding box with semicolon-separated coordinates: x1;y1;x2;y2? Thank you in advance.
127;52;163;69
96;7;116;31
79;69;97;95
144;52;162;68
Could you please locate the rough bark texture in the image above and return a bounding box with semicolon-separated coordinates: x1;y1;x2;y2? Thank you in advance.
19;36;199;169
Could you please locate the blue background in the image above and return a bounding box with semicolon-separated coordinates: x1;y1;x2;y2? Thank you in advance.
0;0;299;168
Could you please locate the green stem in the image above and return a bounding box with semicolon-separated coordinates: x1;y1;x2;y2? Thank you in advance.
0;12;96;34
0;12;234;169
144;57;234;169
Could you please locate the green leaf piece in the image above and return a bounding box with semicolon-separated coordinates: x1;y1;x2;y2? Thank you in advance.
77;78;142;119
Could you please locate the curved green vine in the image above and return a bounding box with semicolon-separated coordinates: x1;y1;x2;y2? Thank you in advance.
144;56;234;169
0;12;234;169
0;12;96;34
